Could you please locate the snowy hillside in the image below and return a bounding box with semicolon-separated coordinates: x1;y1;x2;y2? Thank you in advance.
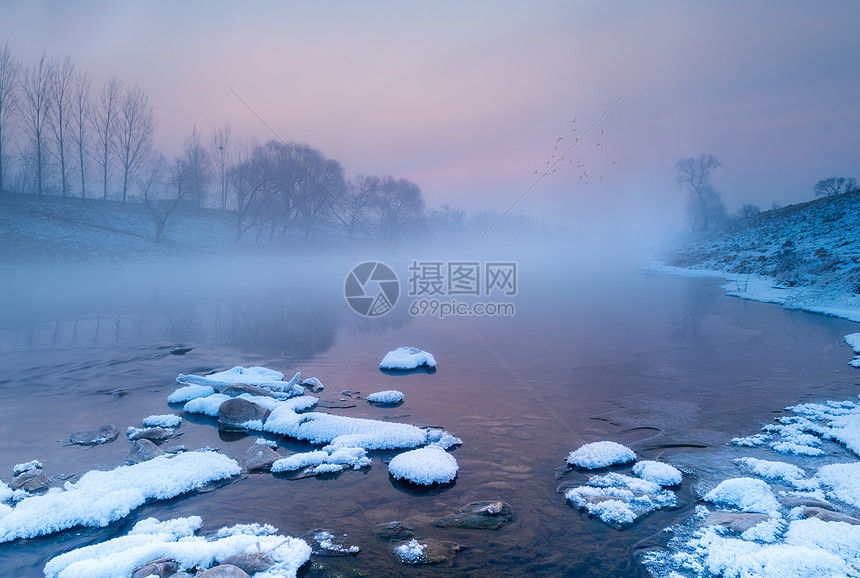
663;190;860;320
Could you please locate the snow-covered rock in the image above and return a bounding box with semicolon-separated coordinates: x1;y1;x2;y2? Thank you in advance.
43;516;311;578
566;441;636;469
367;390;405;404
379;347;436;370
0;451;240;543
704;477;781;514
632;460;682;486
388;446;458;485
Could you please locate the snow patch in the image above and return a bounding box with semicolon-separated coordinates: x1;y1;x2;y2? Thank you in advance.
567;441;636;469
379;347;436;370
388;446;458;485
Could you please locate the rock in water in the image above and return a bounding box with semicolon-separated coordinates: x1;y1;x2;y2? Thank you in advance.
217;398;271;429
432;501;514;530
702;512;772;533
131;558;179;578
221;383;274;398
375;521;415;541
10;468;49;492
393;538;462;565
126;439;165;464
301;529;360;556
221;552;276;574
127;426;173;441
804;507;860;525
195;565;250;578
67;424;118;446
245;445;280;471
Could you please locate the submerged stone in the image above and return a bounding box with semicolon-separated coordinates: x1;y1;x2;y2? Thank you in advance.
392;538;462;565
301;529;360;556
67;424;118;446
375;521;415;541
432;501;514;530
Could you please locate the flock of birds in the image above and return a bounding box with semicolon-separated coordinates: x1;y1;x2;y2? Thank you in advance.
533;117;621;186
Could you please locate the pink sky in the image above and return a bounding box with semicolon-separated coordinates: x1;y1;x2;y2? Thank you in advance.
2;1;859;232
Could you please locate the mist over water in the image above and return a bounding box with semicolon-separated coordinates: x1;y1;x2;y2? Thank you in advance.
1;234;858;575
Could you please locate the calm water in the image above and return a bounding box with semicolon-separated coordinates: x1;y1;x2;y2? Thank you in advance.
0;254;858;577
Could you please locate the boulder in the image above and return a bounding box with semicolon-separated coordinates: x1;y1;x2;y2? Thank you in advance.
217;398;271;429
245;445;280;471
10;468;49;492
126;439;165;464
301;529;360;556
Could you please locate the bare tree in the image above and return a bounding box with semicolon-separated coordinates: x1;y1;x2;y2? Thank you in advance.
90;76;121;201
675;154;726;232
19;52;54;199
814;177;857;198
113;85;155;202
69;70;91;198
181;125;210;207
209;123;231;211
290;143;344;239
376;176;424;236
0;42;20;194
228;137;271;242
736;203;761;220
334;174;382;238
140;151;187;240
47;56;75;200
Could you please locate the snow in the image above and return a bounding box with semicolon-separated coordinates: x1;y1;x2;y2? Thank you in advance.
735;457;817;490
367;390;405;404
12;460;42;476
0;451;240;543
388;446;458;485
176;366;303;395
43;516;311;578
632;460;683;486
816;462;860;508
379;347;436;370
266;409;430;450
846;333;860;367
566;440;636;469
142;414;182;428
395;539;426;563
703;478;781;514
271;447;371;473
167;384;215;403
565;473;678;526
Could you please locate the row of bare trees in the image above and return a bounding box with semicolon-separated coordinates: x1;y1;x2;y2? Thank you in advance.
0;46;158;202
0;44;426;241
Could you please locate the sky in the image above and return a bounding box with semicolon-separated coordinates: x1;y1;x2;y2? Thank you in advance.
2;1;859;235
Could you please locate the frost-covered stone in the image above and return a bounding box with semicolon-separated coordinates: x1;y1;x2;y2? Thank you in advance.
565;473;677;527
67;424;118;446
632;460;682;486
566;441;635;469
380;347;436;370
367;390;405;404
704;477;780;514
388;446;458;485
142;414;182;428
